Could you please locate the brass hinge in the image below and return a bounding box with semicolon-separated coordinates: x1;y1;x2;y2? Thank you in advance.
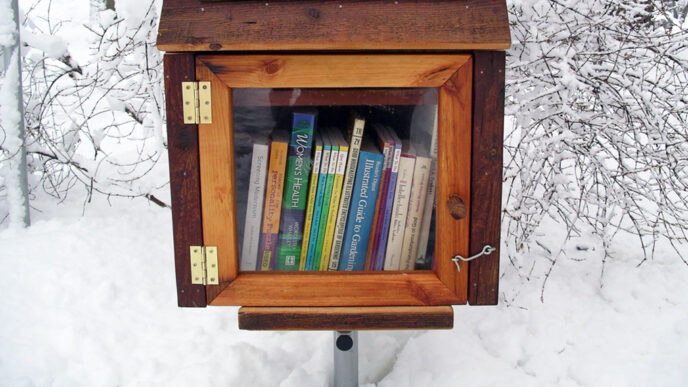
181;81;212;124
190;246;219;285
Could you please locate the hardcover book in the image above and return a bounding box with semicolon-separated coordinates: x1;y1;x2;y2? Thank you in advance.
258;130;289;271
275;112;317;270
399;155;432;270
320;129;348;270
240;143;269;271
305;131;332;271
312;129;339;270
374;126;402;270
339;139;384;271
384;153;416;270
328;116;366;271
299;132;323;270
366;125;394;270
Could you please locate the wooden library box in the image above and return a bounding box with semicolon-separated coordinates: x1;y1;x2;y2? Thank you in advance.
158;0;510;330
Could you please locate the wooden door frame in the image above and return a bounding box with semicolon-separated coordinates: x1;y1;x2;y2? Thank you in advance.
189;53;473;306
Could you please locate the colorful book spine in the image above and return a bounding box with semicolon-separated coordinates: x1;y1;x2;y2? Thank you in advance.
312;132;339;270
305;135;332;270
339;151;384;271
374;127;402;270
399;156;432;270
240;143;269;272
258;132;289;271
275;112;317;270
328;118;365;271
416;117;438;266
384;154;416;270
299;134;323;270
320;132;348;270
366;126;393;270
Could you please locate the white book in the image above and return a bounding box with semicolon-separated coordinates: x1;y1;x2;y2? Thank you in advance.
399;156;432;270
328;118;366;271
384;154;416;270
240;143;269;271
416;116;439;265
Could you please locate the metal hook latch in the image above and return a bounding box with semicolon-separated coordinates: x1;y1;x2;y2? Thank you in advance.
451;245;496;272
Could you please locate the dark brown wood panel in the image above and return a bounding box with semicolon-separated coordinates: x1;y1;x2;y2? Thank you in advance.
210;272;462;306
164;53;206;307
238;306;454;330
157;0;511;52
468;51;505;305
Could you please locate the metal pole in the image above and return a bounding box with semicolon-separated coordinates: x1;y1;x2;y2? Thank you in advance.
334;331;358;387
3;0;31;227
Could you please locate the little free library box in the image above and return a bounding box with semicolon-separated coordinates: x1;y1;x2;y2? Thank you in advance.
158;0;510;330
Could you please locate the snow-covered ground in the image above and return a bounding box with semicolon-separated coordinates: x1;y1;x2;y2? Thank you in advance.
1;192;686;386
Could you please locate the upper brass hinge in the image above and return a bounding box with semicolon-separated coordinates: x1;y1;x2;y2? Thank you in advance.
190;246;219;285
181;82;212;124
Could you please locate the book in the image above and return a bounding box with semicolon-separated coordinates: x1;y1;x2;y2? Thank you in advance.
299;133;323;270
312;129;339;270
338;139;384;271
374;126;402;270
416;116;438;267
366;125;394;270
258;130;289;271
240;143;269;272
319;129;349;270
305;131;332;270
328;116;366;271
275;112;317;270
399;155;432;270
384;153;416;270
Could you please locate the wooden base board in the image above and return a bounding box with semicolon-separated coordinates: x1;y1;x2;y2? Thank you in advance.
238;306;454;331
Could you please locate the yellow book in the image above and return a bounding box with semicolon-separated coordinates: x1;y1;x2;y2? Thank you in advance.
319;130;349;270
259;130;290;271
299;134;323;270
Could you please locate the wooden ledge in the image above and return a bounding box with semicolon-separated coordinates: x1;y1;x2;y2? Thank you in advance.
238;306;454;331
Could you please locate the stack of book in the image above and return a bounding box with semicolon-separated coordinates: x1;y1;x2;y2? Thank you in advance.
240;110;438;272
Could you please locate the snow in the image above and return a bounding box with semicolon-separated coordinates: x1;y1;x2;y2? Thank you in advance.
0;194;686;386
1;0;687;384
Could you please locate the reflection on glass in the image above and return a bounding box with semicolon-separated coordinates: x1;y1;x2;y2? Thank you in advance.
234;88;437;272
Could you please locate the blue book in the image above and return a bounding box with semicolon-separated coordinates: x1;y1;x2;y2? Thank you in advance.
305;131;332;270
374;126;402;270
338;142;384;271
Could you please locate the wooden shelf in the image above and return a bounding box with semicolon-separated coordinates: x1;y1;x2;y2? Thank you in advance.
238;306;454;331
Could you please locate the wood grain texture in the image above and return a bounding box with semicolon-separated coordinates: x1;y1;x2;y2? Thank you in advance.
164;53;206;307
468;51;505;305
196;62;238;303
436;58;473;304
197;54;471;88
157;0;511;51
210;272;463;306
238;306;454;330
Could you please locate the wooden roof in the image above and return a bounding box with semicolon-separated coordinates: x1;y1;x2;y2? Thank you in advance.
157;0;511;52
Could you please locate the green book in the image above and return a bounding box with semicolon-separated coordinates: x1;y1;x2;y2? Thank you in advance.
312;129;339;270
275;112;317;270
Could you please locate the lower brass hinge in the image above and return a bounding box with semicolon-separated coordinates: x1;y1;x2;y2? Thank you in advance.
181;81;212;124
190;246;219;285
